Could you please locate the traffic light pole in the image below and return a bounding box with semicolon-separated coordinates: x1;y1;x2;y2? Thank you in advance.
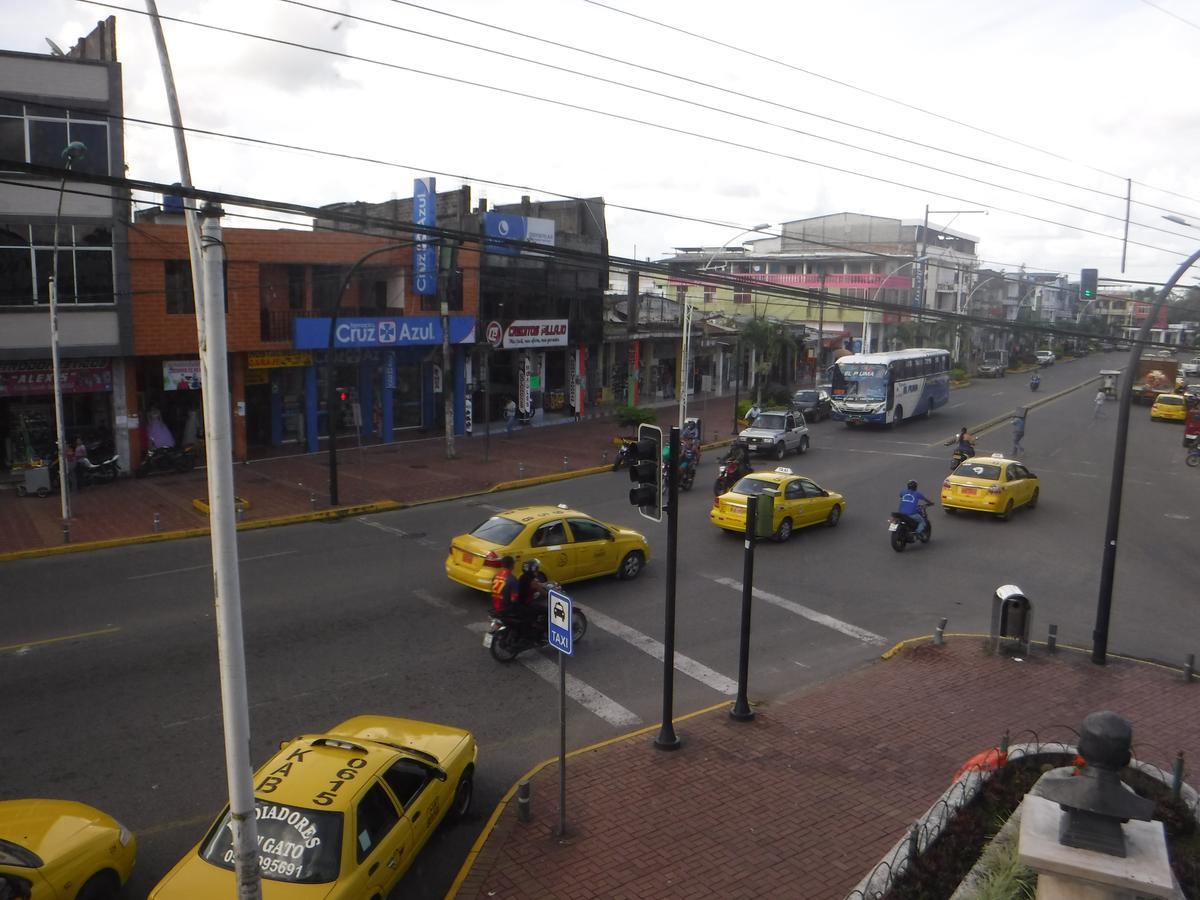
654;426;682;751
730;494;757;721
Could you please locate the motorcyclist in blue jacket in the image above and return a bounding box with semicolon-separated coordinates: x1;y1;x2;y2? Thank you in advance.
898;479;933;536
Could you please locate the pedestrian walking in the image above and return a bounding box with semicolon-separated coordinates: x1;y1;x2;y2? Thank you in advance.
504;396;516;436
1011;408;1026;458
1092;388;1106;420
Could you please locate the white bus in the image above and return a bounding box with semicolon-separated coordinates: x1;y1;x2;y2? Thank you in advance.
829;348;951;426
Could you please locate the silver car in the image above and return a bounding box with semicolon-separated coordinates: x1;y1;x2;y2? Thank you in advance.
738;409;810;460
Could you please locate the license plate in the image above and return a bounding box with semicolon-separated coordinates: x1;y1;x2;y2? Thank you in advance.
888;522;899;532
482;633;493;648
960;487;977;495
461;551;473;562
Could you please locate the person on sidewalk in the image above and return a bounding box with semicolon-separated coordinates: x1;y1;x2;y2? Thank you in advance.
1011;408;1026;457
504;397;516;437
1093;388;1106;420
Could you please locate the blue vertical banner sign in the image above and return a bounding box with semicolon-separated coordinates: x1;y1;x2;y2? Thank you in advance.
413;177;437;296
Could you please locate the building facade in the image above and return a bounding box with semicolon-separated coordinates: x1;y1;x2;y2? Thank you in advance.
0;19;133;473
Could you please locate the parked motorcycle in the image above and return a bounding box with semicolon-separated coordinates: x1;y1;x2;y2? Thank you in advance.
714;456;752;495
76;453;121;487
484;596;589;662
135;444;197;478
888;503;932;552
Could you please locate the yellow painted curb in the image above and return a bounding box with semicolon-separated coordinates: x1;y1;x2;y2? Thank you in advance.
443;700;732;899
490;465;611;492
192;496;251;515
0;500;403;562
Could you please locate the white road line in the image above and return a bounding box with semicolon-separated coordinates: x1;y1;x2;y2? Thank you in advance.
412;589;466;615
843;447;944;461
129;550;297;580
476;503;507;513
462;622;641;726
359;517;409;537
709;577;887;646
577;604;738;695
991;391;1005;396
518;654;642;727
947;402;966;409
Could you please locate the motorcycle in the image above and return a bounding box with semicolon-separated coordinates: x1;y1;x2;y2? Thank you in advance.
135;444;197;478
75;453;121;487
888;502;932;552
714;456;752;495
612;440;634;472
1029;375;1041;392
484;594;589;662
950;445;974;471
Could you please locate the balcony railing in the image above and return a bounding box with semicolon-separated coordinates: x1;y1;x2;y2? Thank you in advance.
668;272;913;290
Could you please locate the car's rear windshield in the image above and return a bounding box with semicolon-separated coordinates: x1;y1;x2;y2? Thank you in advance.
732;477;779;496
1158;396;1184;405
793;391;817;402
754;414;787;430
201;801;343;884
469;516;525;545
954;462;1001;480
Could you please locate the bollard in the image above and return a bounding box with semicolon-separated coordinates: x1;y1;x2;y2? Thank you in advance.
1000;729;1010;755
563;455;569;470
1047;623;1058;654
516;780;531;822
153;512;161;533
236;506;244;523
602;450;608;464
62;523;70;545
518;462;526;479
1185;654;1195;684
309;492;317;511
933;617;948;646
1172;752;1185;800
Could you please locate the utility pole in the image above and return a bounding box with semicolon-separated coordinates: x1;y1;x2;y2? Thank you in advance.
440;239;458;459
145;7;261;896
915;205;930;345
817;270;826;381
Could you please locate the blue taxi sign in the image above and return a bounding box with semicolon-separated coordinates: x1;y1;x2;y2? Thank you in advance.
547;589;573;656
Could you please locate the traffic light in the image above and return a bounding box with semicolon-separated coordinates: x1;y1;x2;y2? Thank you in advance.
337;387;350;403
1081;268;1098;300
627;422;663;522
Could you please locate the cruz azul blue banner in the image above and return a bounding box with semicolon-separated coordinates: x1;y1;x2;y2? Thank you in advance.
413;177;437;296
293;316;475;349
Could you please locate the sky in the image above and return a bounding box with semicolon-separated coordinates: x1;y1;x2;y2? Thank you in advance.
5;0;1200;289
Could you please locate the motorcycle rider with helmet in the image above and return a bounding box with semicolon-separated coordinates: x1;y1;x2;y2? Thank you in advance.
897;479;934;537
1029;372;1041;392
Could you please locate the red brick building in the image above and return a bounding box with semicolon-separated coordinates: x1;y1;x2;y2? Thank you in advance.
126;215;479;462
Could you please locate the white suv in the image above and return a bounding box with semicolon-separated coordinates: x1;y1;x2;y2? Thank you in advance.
1035;350;1055;367
738;409;810;459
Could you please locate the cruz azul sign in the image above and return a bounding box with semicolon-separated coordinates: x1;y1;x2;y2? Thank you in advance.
293;315;475;349
502;319;569;349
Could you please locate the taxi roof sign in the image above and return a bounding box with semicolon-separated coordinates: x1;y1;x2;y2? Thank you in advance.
774;467;794;475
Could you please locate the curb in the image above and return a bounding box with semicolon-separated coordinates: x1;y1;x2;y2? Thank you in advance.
940;372;1102;446
880;632;1188;674
443;700;732;899
0;500;404;562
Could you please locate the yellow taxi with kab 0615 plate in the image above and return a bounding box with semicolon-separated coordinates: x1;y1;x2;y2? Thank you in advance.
710;468;845;541
1150;393;1188;422
941;453;1040;520
149;716;476;900
0;799;136;900
445;504;650;592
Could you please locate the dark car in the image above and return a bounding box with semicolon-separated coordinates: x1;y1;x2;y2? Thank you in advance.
791;389;832;421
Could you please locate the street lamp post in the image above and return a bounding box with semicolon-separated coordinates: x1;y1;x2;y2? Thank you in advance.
953;273;1002;367
1092;227;1200;664
49;140;88;544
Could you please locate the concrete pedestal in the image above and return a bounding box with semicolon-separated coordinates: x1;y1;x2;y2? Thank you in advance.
1019;795;1178;899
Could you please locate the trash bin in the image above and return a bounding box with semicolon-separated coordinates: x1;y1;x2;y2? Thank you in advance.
991;584;1032;655
17;465;53;498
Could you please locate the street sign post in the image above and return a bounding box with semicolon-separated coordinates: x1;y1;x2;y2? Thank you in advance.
548;588;572;836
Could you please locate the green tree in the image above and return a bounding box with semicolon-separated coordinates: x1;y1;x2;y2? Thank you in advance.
740;317;796;403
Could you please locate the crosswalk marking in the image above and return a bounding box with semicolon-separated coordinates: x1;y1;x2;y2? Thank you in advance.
708;577;887;646
577;604;739;695
412;589;466;615
463;622;641;727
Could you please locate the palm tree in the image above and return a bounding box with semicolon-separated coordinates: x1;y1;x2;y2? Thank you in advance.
740;317;796;403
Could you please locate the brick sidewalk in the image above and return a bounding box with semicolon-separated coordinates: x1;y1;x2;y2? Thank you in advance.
0;396;736;556
450;640;1198;899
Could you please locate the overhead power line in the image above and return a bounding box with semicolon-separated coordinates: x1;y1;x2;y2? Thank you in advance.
578;0;1200;210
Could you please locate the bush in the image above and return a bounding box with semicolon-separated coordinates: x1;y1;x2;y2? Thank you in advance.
736;399;755;421
615;405;656;427
950;367;967;382
766;385;794;407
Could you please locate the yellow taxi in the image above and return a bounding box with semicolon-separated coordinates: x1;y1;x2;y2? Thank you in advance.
941;453;1040;520
709;467;845;541
445;504;650;591
150;715;476;899
0;799;136;900
1150;393;1188;422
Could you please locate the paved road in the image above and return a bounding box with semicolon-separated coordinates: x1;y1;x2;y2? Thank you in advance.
2;353;1195;899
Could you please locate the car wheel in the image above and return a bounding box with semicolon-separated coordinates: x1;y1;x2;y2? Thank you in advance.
446;765;474;824
998;500;1014;521
775;517;793;542
618;550;644;580
798;435;810;455
773;442;786;460
76;872;120;900
825;505;841;528
943;506;957;515
1028;488;1039;509
892;406;903;428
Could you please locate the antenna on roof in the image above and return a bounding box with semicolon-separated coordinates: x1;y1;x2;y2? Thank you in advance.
45;37;66;56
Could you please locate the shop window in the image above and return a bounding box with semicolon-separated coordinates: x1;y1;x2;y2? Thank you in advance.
165;259;228;314
313;265;347;311
287;265;305;310
733;287;751;304
703;285;715;304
